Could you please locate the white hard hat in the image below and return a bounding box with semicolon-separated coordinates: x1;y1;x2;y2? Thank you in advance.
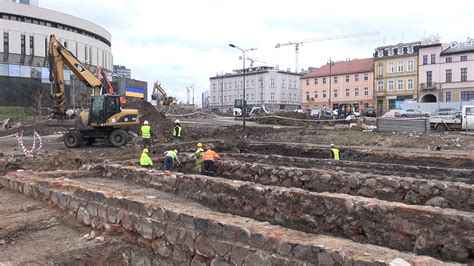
143;120;149;125
330;143;335;147
175;119;180;124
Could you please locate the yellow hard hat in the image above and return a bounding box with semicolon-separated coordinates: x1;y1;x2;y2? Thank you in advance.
197;143;203;147
143;148;149;153
173;149;178;154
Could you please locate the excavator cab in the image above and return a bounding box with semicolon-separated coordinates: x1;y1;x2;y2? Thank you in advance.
89;95;121;124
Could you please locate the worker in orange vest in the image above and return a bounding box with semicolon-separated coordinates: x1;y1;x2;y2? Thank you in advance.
202;146;220;176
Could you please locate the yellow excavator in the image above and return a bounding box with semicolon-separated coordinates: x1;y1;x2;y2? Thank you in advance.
48;34;139;148
151;81;177;107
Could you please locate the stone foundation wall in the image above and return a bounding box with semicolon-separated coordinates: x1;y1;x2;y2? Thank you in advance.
214;159;474;212
102;165;474;262
223;153;473;183
3;172;451;265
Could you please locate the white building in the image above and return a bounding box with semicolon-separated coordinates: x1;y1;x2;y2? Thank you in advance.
418;38;474;103
209;66;302;113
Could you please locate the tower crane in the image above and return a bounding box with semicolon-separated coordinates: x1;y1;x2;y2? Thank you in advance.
275;31;379;73
239;56;279;68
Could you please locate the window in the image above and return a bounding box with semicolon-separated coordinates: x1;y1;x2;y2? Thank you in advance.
354;88;359;96
461;55;468;62
422;55;428;65
355;74;359;81
29;36;34;55
446;69;452;83
305;79;309;86
446;57;452;63
427;71;432;86
407;59;414;71
461;68;468;82
397;61;404;72
397;80;403;91
345;88;350;97
364;73;368;81
445;92;452;102
334;76;338;83
322;78;326;84
430;54;436;64
314;91;318;98
306;91;310;101
314;78;318;85
333;89;338;98
3;32;9;53
388;63;394;73
377;81;384;92
364;87;369;96
20;34;26;55
346;75;350;82
461;91;474;101
377;64;383;77
271;78;275;87
322;90;327;98
407;79;414;90
270;93;275;100
388;80;394;91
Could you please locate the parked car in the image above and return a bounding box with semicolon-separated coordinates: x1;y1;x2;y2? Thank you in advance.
395;109;429;118
363;107;377;117
430;108;460;116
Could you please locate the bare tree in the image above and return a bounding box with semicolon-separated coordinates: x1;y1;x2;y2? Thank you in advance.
32;87;48;121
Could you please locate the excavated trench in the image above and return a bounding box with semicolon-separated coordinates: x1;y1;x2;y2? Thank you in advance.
1;141;473;264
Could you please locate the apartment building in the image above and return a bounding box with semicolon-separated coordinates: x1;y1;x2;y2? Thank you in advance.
374;42;421;113
209;66;302;113
418;38;474;103
300;58;374;112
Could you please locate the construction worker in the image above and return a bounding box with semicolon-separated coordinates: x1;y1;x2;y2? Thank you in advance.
141;120;152;148
172;119;182;151
139;148;153;168
193;143;204;173
203;146;220;176
330;144;340;160
163;149;180;171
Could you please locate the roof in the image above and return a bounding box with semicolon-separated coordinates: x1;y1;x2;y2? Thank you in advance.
441;41;474;56
301;58;374;79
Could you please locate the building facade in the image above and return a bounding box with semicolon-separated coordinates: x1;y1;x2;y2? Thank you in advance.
113;65;131;79
418;38;474;103
300;58;374;112
0;1;147;107
373;42;420;113
209;66;302;113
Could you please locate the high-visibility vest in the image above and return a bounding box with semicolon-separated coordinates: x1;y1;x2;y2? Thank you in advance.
195;148;204;159
140;152;153;166
203;150;220;161
165;150;177;160
141;125;151;138
173;125;182;137
331;148;340;160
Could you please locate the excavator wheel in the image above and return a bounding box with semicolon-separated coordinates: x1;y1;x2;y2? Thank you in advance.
64;131;83;148
110;129;128;147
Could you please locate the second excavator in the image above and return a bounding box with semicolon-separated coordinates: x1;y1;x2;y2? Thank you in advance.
48;34;139;148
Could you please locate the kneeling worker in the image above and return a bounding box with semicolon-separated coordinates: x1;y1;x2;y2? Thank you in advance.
203;146;220;176
140;148;153;168
163;149;180;171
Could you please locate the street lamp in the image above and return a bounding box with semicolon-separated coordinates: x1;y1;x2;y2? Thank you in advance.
229;43;257;129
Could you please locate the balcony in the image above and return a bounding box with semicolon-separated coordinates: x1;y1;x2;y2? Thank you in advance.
420;82;441;90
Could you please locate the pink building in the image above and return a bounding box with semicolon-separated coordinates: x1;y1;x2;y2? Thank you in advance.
300;58;374;112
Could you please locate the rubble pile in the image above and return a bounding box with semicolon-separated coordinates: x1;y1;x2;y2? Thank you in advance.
126;101;174;142
162;106;216;119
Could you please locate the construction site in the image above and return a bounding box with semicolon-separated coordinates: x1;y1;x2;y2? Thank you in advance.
0;97;473;265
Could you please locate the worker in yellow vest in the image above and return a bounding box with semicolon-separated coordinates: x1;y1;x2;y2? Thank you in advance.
194;143;204;173
163;149;180;171
141;120;152;148
330;144;340;160
139;148;153;168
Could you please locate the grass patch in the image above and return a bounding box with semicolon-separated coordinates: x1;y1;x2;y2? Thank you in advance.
0;106;25;119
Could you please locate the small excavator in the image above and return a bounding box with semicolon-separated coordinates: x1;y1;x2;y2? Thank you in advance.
151;81;177;107
48;34;139;148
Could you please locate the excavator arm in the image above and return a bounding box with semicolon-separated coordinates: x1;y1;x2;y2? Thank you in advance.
49;34;102;116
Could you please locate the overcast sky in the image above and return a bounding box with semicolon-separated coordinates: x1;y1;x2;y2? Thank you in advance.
41;0;474;104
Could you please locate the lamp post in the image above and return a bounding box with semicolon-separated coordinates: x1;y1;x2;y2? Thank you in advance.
229;43;256;129
328;58;333;110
